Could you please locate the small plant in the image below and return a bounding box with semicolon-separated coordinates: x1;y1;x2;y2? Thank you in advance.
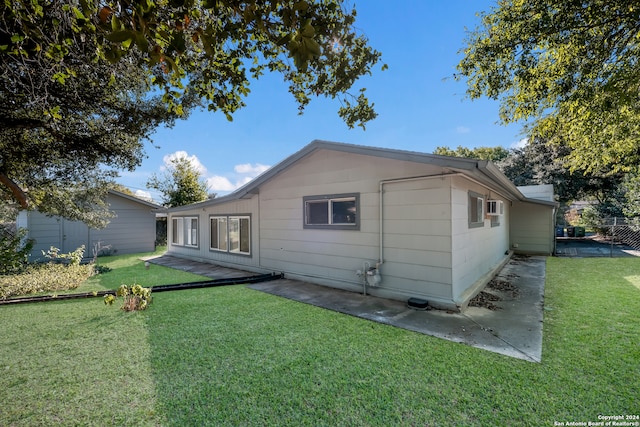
42;245;85;265
92;241;114;260
93;265;112;274
104;284;152;311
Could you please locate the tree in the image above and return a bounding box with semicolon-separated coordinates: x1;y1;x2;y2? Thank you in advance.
435;140;626;210
0;45;181;227
1;0;382;225
620;173;640;219
433;145;510;162
497;139;625;207
3;0;382;126
457;1;640;173
147;154;209;207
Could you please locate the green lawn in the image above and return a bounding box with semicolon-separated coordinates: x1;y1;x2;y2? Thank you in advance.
77;246;209;293
0;255;638;426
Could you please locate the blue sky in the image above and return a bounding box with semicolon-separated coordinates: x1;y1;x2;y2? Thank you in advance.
120;1;525;201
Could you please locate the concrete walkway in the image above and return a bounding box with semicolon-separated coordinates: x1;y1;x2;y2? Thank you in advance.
146;255;545;363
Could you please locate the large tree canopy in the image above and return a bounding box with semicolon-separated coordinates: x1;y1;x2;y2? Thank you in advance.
457;1;640;173
433;141;625;210
1;0;382;225
496;139;624;208
2;0;381;124
0;43;179;226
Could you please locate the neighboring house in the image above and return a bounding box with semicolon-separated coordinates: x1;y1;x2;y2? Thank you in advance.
166;141;557;311
17;190;161;261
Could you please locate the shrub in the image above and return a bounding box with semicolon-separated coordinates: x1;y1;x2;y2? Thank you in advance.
0;228;34;275
104;284;152;311
0;263;95;299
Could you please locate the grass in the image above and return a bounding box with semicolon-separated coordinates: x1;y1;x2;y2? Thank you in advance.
0;255;638;426
77;246;209;293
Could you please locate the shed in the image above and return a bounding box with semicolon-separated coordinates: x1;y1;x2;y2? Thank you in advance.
166;141;556;311
17;190;161;261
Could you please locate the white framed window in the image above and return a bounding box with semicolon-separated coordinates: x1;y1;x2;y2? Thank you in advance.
210;216;228;251
210;215;251;255
187;217;198;246
468;191;485;228
303;193;359;230
172;217;184;246
172;216;199;247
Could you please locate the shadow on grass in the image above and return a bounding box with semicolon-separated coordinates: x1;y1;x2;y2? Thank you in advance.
145;259;640;426
4;257;633;425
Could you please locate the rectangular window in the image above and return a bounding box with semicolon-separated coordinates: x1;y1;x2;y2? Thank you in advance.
303;193;359;230
306;201;329;225
171;216;198;247
172;217;183;245
210;215;250;255
468;191;485;228
187;217;198;246
210;216;228;251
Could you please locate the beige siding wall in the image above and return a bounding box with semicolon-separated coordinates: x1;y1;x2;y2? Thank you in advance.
450;176;510;305
25;193;157;260
510;201;555;255
168;197;263;272
379;177;453;302
166;148;531;310
90;195;156;255
258;149;453;302
24;211;63;261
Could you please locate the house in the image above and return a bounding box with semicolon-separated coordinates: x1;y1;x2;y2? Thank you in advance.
166;141;556;311
17;190;161;261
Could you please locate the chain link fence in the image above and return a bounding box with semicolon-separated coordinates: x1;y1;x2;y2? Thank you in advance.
593;217;640;250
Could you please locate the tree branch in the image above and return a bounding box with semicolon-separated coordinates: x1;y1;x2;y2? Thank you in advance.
0;171;29;209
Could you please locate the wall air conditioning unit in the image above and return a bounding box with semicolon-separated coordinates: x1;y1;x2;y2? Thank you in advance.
486;200;504;216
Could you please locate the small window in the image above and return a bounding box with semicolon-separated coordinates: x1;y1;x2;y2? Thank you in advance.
210;215;251;255
468;191;485;228
303;193;359;230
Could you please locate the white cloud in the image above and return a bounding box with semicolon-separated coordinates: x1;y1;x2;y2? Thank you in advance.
134;190;153;201
206;176;236;192
234;163;270;176
162;151;207;174
456;126;471;134
511;138;528;149
157;152;271;194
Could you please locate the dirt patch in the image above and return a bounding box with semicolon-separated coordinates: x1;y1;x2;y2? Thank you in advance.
469;275;522;310
469;291;502;310
488;278;520;298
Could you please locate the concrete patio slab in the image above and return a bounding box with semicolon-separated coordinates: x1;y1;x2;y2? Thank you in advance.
146;254;546;363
